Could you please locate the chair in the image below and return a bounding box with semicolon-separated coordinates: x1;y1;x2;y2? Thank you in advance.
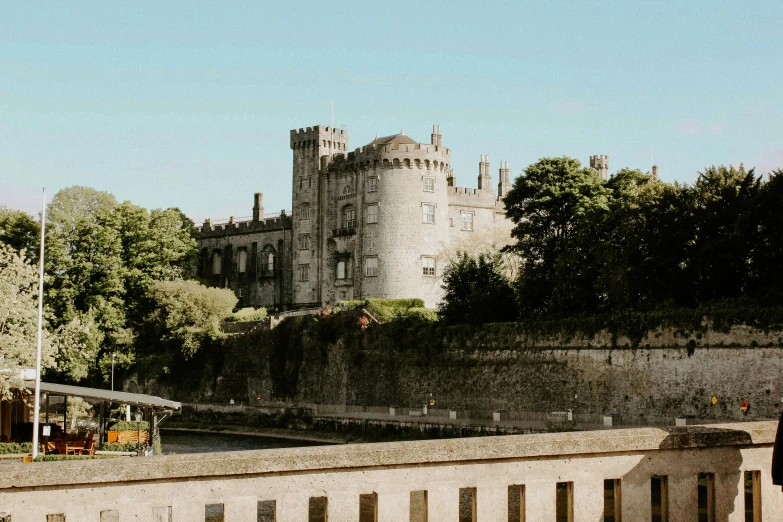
80;439;96;456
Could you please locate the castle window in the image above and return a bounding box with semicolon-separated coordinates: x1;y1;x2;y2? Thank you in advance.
366;204;378;224
336;260;352;280
423;177;435;192
212;251;222;275
265;252;274;271
422;204;435;224
364;257;378;277
343;206;356;229
422;257;436;276
367;177;378;192
298;234;310;250
298;264;309;282
449;217;454;227
237;250;247;273
343;185;354;196
299;203;310;220
461;212;474;231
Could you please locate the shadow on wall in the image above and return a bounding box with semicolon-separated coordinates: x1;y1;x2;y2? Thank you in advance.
620;427;751;521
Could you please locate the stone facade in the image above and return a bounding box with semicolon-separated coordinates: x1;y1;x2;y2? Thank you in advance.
198;124;513;309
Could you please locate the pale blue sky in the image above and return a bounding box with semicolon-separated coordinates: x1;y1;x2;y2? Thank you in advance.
1;1;781;221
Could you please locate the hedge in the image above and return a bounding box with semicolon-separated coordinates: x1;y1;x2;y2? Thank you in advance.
108;421;150;431
0;442;33;454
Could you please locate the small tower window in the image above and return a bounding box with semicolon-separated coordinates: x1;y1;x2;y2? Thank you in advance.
266;252;274;271
423;177;435;192
422;257;436;276
299;203;310;220
366;204;378;224
365;257;378;277
422;204;435;224
367;177;378;192
298;234;310;250
298;264;309;281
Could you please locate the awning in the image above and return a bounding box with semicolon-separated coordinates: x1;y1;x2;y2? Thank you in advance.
25;382;181;412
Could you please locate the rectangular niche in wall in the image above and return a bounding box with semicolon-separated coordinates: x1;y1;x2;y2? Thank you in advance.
309;496;328;522
410;490;428;522
257;500;276;522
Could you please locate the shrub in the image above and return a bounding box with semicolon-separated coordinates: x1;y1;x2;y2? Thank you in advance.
404;307;439;322
0;442;33;454
34;454;119;462
225;307;268;322
108;420;149;431
102;442;141;452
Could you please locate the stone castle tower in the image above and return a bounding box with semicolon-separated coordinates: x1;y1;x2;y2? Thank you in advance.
590;155;609;180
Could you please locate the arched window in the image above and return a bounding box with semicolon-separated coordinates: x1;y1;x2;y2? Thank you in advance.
237;250;247;273
212;251;222;275
266;252;274;272
261;245;276;273
342;205;356;229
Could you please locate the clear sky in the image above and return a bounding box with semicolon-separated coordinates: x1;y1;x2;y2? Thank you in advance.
1;1;781;222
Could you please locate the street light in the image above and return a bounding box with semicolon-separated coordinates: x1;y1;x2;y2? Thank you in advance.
111;353;116;391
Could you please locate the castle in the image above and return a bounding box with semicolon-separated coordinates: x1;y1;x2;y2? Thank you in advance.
197;124;526;309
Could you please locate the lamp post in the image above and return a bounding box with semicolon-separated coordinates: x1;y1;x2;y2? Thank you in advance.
111;353;115;391
31;188;47;460
135;411;142;457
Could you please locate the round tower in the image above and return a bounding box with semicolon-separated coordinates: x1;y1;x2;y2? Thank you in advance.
322;131;451;307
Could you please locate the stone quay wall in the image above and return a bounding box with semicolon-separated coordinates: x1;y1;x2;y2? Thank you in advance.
0;422;779;521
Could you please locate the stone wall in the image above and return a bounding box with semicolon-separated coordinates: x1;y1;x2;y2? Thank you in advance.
218;319;783;424
0;422;779;521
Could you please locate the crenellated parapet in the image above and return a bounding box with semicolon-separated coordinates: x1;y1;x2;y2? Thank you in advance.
448;186;505;210
200;212;292;238
325;140;451;177
290;125;349;152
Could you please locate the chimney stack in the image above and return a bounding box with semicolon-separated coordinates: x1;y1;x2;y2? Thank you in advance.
430;125;442;147
477;154;493;191
497;161;511;197
253;192;264;221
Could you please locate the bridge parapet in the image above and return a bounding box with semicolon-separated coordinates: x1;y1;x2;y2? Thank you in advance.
0;421;779;520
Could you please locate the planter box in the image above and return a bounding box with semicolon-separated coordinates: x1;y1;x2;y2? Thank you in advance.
603;414;622;427
389;407;396;416
450;410;469;420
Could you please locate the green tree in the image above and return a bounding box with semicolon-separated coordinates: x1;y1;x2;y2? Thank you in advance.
503;157;610;316
44;188;198;383
0;244;54;398
438;252;516;325
146;279;237;357
0;207;38;256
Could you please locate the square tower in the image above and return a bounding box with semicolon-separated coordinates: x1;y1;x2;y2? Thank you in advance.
290;126;349;306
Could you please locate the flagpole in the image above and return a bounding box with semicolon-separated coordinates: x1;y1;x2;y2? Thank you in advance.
31;188;46;460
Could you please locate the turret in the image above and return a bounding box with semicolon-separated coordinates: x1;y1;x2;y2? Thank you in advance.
590;155;609;181
430;125;442;147
252;192;264;221
497;161;511;197
447;168;456;187
652;165;658;178
477;154;493;192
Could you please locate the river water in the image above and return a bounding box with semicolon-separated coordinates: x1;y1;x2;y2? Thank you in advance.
161;429;328;455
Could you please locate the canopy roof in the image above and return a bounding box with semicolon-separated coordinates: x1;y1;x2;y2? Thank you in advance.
26;382;181;412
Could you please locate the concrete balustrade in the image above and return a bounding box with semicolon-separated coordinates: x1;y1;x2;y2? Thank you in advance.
0;421;780;521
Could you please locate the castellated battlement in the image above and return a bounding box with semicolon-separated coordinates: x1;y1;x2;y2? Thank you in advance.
448;186;504;210
200;212;292;238
290;125;349;151
325;141;451;175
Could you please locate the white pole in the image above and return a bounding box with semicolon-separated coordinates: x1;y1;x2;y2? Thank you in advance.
31;188;46;459
330;101;334;157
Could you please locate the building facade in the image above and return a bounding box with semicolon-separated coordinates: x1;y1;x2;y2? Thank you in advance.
198;124;515;309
